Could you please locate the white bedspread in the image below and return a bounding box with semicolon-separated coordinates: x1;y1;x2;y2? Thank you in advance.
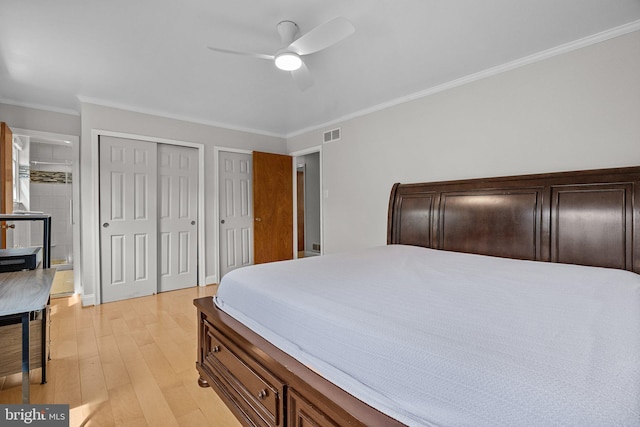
214;245;640;426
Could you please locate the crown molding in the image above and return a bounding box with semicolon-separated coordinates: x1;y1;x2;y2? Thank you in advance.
76;95;286;139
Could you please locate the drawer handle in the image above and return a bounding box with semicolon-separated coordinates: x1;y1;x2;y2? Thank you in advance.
257;389;268;400
212;345;220;353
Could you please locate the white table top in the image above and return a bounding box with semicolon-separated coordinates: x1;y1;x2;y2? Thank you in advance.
0;269;55;316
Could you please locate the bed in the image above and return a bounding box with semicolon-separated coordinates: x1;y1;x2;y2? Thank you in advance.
194;166;640;426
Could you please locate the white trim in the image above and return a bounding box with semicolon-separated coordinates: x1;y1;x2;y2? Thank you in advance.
90;129;206;304
290;145;323;257
11;128;82;296
286;20;640;138
289;145;323;157
81;293;94;307
213;146;253;284
197;142;206;286
292;159;298;258
78;96;284;139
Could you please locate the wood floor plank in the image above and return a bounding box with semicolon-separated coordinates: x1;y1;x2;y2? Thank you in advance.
53;357;82;407
77;326;99;360
124;357;179;427
176;408;208;427
97;334;134;391
77;399;116;426
161;381;200;420
129;328;155;348
113;333;144;362
181;373;242;427
79;355;109;403
138;342;182;389
108;383;147;426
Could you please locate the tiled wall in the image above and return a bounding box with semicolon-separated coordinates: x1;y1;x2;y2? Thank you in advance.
29;142;73;266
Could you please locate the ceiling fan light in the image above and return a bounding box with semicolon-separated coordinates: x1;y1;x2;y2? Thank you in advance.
275;52;302;71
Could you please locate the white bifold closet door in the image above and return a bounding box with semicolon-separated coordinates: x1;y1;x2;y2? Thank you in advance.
100;136;198;303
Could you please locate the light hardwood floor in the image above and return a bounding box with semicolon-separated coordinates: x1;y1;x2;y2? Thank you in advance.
0;285;242;427
51;269;75;298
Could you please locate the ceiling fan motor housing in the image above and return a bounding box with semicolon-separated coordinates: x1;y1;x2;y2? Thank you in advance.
277;20;300;47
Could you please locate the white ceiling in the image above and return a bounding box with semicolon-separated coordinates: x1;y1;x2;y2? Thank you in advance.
1;0;640;137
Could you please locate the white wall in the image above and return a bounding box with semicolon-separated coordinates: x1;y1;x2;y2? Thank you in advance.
0;103;80;136
287;31;640;254
80;102;287;304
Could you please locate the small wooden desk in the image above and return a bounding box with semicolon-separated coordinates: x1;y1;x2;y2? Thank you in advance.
0;269;55;403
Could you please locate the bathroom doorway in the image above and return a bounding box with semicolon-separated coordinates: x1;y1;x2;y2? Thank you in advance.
11;128;80;296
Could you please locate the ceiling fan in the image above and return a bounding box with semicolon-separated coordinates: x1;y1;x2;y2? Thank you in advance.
208;17;355;91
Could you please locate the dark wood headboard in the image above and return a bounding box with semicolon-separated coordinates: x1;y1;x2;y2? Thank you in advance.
388;166;640;274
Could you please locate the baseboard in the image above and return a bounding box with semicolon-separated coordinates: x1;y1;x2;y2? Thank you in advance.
81;293;95;307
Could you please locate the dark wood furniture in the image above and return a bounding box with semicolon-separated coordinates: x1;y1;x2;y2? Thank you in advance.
195;166;640;426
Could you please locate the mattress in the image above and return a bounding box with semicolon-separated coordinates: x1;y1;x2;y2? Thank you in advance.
214;244;640;426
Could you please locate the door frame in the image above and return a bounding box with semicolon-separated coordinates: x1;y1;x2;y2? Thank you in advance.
213;146;252;284
290;145;323;259
12;128;81;293
90;129;205;305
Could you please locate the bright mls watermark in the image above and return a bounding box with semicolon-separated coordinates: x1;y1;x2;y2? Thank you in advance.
1;405;69;426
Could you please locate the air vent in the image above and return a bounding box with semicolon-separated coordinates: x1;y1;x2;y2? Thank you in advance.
323;128;341;143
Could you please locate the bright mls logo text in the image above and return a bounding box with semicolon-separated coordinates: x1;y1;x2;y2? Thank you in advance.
2;405;68;426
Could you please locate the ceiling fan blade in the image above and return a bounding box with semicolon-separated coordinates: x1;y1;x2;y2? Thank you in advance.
207;46;274;61
290;62;313;91
289;17;355;55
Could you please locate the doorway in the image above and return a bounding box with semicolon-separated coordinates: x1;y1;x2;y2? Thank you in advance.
293;149;321;258
10;128;80;296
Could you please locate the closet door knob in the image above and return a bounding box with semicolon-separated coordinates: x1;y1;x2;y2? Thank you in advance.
103;223;109;228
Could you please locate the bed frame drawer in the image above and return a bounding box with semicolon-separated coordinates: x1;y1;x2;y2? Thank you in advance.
288;389;348;427
202;318;283;426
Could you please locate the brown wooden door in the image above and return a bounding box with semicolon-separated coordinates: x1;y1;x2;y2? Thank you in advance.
253;151;293;264
0;122;13;249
